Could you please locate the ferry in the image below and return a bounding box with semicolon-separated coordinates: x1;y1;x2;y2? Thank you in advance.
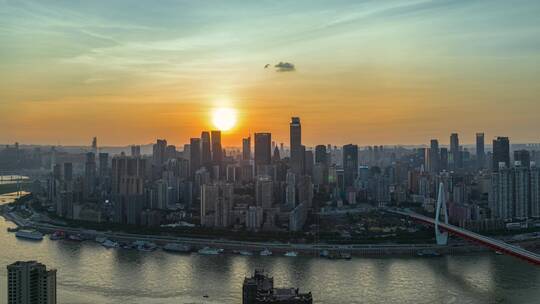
15;229;44;241
260;248;273;256
198;247;223;255
284;251;298;257
163;243;192;253
102;239;119;249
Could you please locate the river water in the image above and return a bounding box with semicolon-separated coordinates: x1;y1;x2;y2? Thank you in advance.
0;193;539;304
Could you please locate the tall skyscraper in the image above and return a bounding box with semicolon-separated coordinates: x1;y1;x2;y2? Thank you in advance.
290;117;303;174
476;133;485;169
84;152;96;198
514;150;531;168
242;137;251;161
201;131;212;166
152;139;167;166
211;130;222;164
342;144;358;188
429;139;439;173
315;145;327;164
98;152;109;178
492;136;510;172
130;145;141;157
7;261;57;304
256;175;273;209
254;133;272;167
440;148;448;171
189;138;201;176
450;133;461;169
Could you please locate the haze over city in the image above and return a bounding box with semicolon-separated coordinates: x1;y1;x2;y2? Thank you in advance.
2;0;540;146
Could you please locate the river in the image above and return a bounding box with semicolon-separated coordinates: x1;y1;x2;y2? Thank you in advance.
0;193;539;304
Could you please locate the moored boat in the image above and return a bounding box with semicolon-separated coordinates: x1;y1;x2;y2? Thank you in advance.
50;231;65;240
102;239;119;248
239;250;253;256
15;229;43;241
198;247;222;255
260;248;273;256
284;251;298;257
163;243;192;253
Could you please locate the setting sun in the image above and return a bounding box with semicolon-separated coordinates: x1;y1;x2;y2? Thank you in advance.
212;107;237;131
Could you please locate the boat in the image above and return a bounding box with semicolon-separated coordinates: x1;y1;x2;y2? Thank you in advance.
495;251;504;255
95;236;107;243
15;229;44;241
102;239;119;249
198;247;222;255
417;249;441;257
260;248;273;256
239;250;253;256
284;251;298;257
133;240;157;252
67;234;83;242
163;243;192;253
49;231;65;240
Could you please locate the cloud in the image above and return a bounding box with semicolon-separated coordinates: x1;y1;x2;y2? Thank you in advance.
274;61;295;72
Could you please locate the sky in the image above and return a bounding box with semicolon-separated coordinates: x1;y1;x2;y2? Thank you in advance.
1;0;539;147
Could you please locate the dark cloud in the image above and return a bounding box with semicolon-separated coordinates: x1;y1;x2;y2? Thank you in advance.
274;61;295;72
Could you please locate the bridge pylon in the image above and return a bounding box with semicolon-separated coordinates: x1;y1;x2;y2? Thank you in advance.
435;182;449;245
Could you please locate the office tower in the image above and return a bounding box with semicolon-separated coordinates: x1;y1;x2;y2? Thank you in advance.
315;145;327;164
201;131;212;166
63;162;72;182
166;145;176;160
111;156;146;195
152;139;167;166
286;170;296;207
242;136;251;160
290;117;304;174
130;145;141;157
476;133;485;169
514;150;531;168
91;136;97;152
254;133;272;167
450;133;461;169
492;137;510;171
429;139;439;173
98;153;108;178
342;144;358;188
84;152;96;198
211;130;222;164
189;138;201;176
272;146;281;163
304;150;314;176
7;261;57;304
514;163;529;219
440;148;448;171
256;175;273;209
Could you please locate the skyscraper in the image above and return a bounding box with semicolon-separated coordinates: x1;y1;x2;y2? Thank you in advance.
189;138;201;176
450;133;461;169
315;145;327;165
514;150;531;168
211;130;222;164
84;152;96;198
7;261;57;304
476;133;485;169
429;139;439;173
201;131;212;166
254;133;272;167
98;152;109;178
152;139;167;166
242;136;251;161
492;136;510;171
130;145;141;157
256;175;273;209
342;144;358;188
290;117;303;174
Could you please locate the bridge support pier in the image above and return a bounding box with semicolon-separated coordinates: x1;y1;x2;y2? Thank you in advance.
435;182;449;245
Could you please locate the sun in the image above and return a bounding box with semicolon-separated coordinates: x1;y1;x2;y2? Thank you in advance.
212;107;237;131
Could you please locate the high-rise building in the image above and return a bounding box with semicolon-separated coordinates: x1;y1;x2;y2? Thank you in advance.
98;153;109;178
531;165;540;218
315;145;327;165
476;133;485;169
304;150;314;176
254;133;272;167
290;117;303;174
242;137;251;160
84;152;96;198
492;136;510;172
152;139;167;166
211;130;222;164
514;150;531;168
130;145;141;157
450;133;461;169
201;131;212;166
429;139;439;173
63;162;72;182
514;163;529;219
189;138;201;176
7;261;57;304
440;148;448;171
111;156;146;195
256;175;273;209
342;144;358;188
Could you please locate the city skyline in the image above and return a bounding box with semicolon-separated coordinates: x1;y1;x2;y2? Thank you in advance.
2;0;540;146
